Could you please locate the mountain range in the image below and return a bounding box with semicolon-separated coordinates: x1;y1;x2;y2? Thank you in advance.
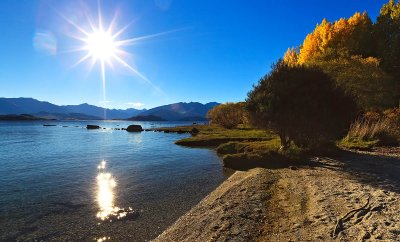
0;98;219;121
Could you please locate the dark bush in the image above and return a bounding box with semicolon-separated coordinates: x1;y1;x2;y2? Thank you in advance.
246;61;359;150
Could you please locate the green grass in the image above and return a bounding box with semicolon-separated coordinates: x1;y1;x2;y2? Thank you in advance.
339;136;379;150
216;139;281;154
218;139;305;170
162;124;306;170
173;125;276;147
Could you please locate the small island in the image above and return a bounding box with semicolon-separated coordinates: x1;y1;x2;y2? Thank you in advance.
0;114;45;120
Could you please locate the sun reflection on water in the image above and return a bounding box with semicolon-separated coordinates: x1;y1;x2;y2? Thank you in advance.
96;160;135;222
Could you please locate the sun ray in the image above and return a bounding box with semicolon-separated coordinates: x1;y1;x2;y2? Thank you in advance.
101;60;107;118
97;2;103;31
111;19;135;39
70;53;92;69
112;54;164;94
115;28;186;46
57;11;90;37
107;11;119;35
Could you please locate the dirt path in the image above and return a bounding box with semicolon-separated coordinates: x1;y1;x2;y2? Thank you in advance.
154;150;400;241
260;155;400;241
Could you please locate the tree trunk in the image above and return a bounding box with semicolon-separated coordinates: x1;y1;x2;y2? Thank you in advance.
279;131;290;151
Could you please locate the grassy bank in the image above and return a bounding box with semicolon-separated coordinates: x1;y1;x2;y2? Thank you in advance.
339;110;400;150
155;125;305;170
176;126;275;147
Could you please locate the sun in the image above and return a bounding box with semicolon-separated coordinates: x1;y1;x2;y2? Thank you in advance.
84;29;117;62
59;4;172;117
61;8;163;87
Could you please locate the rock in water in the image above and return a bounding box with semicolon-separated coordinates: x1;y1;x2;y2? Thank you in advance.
86;125;100;129
126;125;143;132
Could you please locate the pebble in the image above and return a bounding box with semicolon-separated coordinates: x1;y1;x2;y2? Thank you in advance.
292;223;301;229
212;225;220;230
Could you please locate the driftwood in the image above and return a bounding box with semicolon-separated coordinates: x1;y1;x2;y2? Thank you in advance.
332;196;370;238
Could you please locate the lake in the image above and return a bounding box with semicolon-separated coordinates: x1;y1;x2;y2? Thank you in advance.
0;121;230;241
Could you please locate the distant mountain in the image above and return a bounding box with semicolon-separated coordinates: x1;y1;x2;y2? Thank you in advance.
0;98;219;121
64;103;143;119
33;112;102;120
135;102;219;121
0;98;69;114
0;98;143;119
126;115;166;121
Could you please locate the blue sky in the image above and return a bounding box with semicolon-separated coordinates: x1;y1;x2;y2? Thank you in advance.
0;0;387;109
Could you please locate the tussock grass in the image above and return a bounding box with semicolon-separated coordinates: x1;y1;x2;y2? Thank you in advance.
340;110;399;149
347;118;393;141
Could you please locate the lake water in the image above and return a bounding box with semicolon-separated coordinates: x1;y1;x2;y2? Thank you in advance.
0;121;230;241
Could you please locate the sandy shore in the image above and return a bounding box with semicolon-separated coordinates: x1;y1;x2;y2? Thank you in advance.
153;148;400;241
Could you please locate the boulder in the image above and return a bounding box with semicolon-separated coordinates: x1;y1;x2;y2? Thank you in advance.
126;125;143;132
87;125;100;129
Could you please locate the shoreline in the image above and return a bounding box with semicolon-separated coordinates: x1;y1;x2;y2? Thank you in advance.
154;168;278;241
153;149;400;241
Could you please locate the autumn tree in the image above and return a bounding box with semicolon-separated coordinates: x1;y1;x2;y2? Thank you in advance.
375;0;400;74
247;62;358;150
289;12;373;65
206;102;248;129
283;47;299;66
283;5;398;110
307;56;397;110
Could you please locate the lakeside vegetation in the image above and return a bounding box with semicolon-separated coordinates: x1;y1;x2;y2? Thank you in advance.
162;1;400;170
154;125;305;170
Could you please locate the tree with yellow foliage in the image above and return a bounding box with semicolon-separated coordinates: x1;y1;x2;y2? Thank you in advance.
290;12;373;65
281;3;397;110
206;102;248;129
307;56;397;110
298;19;333;63
283;47;298;66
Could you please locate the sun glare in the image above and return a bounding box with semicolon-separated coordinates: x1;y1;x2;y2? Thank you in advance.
60;4;169;115
84;30;117;62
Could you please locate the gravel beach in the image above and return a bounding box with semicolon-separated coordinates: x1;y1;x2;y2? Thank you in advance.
154;148;400;241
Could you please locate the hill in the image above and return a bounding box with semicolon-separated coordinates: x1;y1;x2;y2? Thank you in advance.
136;102;219;121
0;98;142;119
0;98;219;121
0;98;69;114
64;103;142;119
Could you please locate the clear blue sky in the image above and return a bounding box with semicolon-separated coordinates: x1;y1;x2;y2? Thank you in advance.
0;0;387;109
